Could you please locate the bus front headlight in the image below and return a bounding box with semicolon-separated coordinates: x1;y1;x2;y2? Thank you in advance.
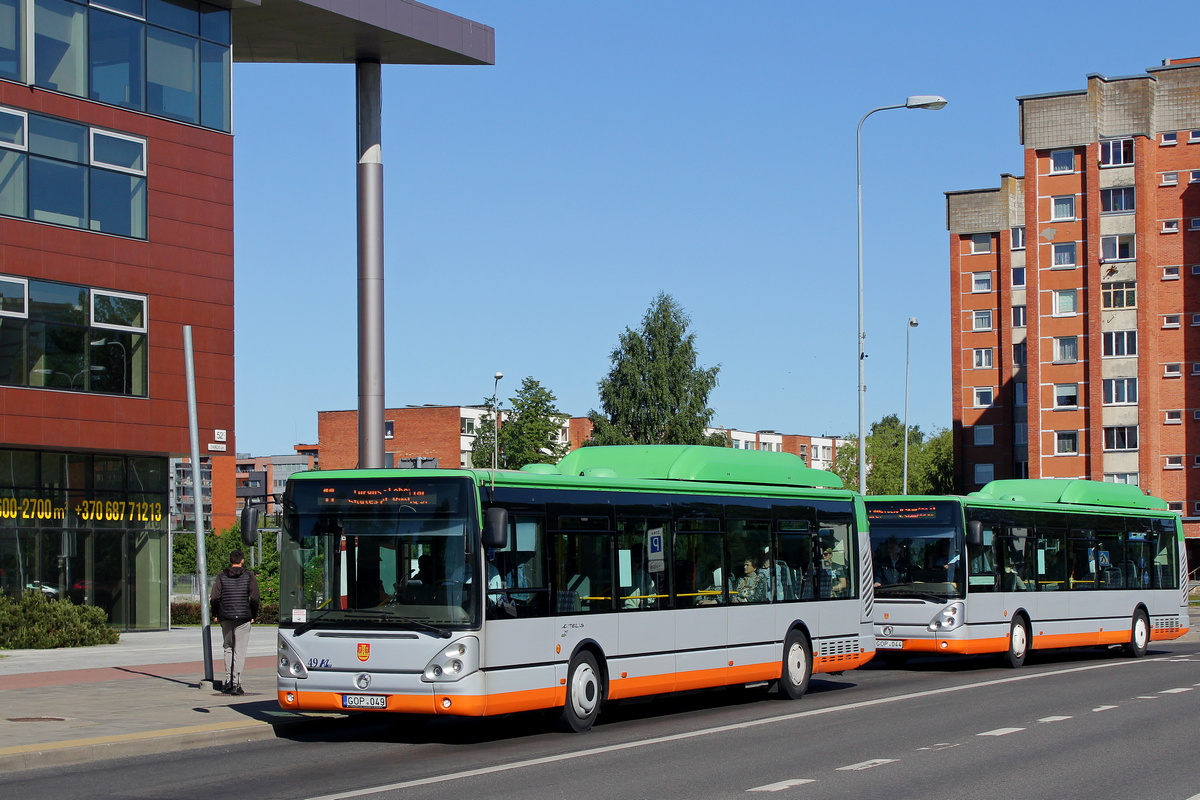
928;601;966;632
421;637;478;683
278;635;309;679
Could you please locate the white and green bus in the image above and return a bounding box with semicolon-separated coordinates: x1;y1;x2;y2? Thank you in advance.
867;479;1190;666
256;445;876;732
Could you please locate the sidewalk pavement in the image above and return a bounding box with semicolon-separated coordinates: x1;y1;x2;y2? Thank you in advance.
2;609;1198;774
0;626;355;773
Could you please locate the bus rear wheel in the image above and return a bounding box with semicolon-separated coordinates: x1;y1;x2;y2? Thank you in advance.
559;651;602;732
1125;610;1149;658
777;630;812;700
1001;617;1029;668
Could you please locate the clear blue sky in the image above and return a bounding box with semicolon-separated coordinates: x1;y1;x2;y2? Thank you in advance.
231;0;1199;456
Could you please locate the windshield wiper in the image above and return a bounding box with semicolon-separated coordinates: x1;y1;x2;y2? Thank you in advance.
875;583;956;603
390;616;452;638
292;608;452;638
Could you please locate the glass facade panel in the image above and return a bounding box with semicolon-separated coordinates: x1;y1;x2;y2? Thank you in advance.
93;0;145;17
89;9;144;110
146;26;197;123
27;321;88;388
88;330;144;395
147;0;198;35
0;108;25;147
92;291;144;329
198;3;228;44
199;38;229;131
0;149;27;218
91;131;144;172
0;317;25;384
0;0;23;81
29;156;87;226
89;168;145;237
29;279;87;324
29;114;88;163
34;0;87;97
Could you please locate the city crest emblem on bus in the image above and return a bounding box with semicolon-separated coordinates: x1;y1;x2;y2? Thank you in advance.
357;643;370;662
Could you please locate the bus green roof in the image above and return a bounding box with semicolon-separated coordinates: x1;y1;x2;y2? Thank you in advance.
552;445;843;489
970;479;1168;511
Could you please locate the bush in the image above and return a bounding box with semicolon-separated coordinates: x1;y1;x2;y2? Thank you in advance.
0;592;120;649
170;600;278;626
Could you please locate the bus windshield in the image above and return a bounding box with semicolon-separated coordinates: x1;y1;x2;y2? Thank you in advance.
867;500;964;600
277;476;480;632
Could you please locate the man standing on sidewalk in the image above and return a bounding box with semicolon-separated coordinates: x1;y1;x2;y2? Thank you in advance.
210;550;259;695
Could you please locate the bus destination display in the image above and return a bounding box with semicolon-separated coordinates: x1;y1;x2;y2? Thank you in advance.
867;501;955;525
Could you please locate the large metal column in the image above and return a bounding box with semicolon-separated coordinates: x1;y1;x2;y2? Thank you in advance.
356;61;385;469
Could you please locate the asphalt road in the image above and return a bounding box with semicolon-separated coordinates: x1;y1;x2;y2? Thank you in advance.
4;642;1199;800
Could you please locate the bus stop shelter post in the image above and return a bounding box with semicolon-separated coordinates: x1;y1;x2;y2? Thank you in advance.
184;325;215;688
357;60;385;470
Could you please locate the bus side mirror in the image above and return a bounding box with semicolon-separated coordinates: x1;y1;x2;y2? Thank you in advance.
965;520;983;547
241;506;260;547
482;507;508;550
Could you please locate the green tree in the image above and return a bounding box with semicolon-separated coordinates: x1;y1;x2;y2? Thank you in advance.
911;427;956;494
587;293;724;446
831;414;946;495
173;519;280;606
470;378;571;470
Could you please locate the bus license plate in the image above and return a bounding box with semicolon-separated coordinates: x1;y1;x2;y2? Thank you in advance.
342;694;388;709
875;639;904;650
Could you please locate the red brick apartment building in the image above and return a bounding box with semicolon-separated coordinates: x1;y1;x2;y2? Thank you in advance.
947;58;1200;566
0;1;492;628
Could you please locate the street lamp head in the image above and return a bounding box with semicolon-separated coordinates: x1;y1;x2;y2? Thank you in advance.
494;372;503;381
905;95;947;110
909;317;919;327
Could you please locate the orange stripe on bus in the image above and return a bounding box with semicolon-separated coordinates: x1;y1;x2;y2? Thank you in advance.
1150;625;1189;641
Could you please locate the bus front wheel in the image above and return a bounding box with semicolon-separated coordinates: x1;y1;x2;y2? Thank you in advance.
559;651;602;732
1125;610;1149;658
1001;617;1029;668
777;630;812;700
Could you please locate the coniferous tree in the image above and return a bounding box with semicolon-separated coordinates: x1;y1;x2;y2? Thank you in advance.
469;378;570;469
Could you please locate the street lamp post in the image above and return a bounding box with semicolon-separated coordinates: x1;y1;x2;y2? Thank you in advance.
491;372;503;485
856;95;947;494
903;317;919;495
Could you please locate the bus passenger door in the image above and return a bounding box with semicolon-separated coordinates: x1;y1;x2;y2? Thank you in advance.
673;525;728;691
613;520;676;698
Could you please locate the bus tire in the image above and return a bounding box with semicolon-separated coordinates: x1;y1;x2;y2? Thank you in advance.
559;651;602;732
1125;609;1149;658
1001;617;1029;668
777;630;812;700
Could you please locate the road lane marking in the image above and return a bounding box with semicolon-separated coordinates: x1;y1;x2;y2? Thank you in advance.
837;759;896;771
916;743;959;751
978;728;1024;737
1093;705;1118;712
748;779;815;792
1136;696;1158;699
1160;688;1193;694
1038;716;1071;723
300;654;1190;800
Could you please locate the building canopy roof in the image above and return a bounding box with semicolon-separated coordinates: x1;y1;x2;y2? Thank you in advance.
231;0;494;65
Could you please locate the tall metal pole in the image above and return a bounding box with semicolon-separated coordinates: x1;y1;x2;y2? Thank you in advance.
903;317;918;494
491;372;502;488
183;325;213;686
857;104;904;495
357;60;385;469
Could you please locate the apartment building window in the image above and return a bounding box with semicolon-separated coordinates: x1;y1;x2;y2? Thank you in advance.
0;107;147;238
1104;426;1137;451
1012;266;1026;287
1052;242;1077;267
973;310;992;330
460;417;475;435
1190;219;1200;231
973;348;993;368
1014;461;1029;479
1056;431;1078;454
1193;364;1200;376
1014;381;1027;406
1053;289;1077;316
19;0;233;132
972;272;992;292
1165;363;1182;377
1012;305;1027;327
0;275;146;395
1101;234;1135;262
1165;410;1183;424
1191;171;1200;183
1013;342;1027;366
970;233;992;254
1054;336;1078;363
1102;377;1137;405
1100;138;1134;165
1164;266;1181;280
1162;219;1180;233
973;387;994;407
974;425;994;446
1054;384;1079;408
974;463;994;484
1102;281;1135;309
1050;149;1074;173
1104;473;1138;485
1101;187;1135;214
1165;456;1183;469
1051;195;1075;220
1102;330;1136;356
1164;314;1181;328
1162;172;1179;186
1191;130;1200;143
1011;226;1026;250
1014;422;1028;445
384;420;394;439
1162;132;1177;145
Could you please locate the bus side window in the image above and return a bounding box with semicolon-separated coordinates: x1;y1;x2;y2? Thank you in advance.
1035;530;1066;591
552;531;613;614
1001;529;1032;591
672;525;725;607
1153;519;1178;589
617;518;671;611
486;515;549;619
968;524;998;592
